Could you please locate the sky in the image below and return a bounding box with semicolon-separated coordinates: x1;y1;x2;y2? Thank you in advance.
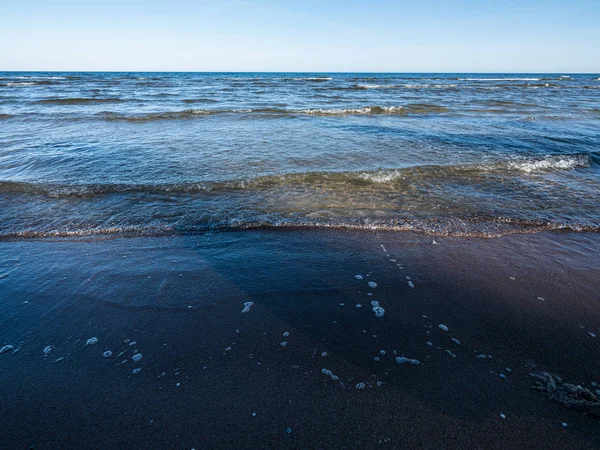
1;0;599;73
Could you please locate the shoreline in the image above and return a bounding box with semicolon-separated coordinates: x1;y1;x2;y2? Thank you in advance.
1;229;599;448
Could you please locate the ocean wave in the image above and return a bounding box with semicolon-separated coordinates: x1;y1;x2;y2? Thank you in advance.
1;153;593;197
459;78;541;81
36;97;125;105
97;105;449;121
1;216;597;241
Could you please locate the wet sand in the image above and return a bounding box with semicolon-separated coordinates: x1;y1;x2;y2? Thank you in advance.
1;230;600;449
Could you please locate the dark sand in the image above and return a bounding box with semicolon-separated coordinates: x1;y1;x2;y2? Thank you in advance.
1;230;599;449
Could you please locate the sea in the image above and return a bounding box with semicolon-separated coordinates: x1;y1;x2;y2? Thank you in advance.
1;72;599;238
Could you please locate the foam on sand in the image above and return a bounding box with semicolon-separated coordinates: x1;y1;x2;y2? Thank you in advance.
396;357;420;365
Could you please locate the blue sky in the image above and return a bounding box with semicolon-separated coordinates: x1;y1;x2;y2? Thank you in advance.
1;0;599;72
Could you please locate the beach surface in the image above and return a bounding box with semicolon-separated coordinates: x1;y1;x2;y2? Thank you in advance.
1;229;599;449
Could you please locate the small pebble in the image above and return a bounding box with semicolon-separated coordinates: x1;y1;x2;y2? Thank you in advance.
562;422;568;428
355;382;366;389
132;368;142;374
132;353;143;363
368;281;378;289
280;341;288;347
354;275;363;280
86;337;99;346
500;414;506;419
438;324;449;332
103;350;113;358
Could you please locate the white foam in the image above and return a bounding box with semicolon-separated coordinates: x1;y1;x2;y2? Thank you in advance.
507;155;589;173
43;345;53;355
86;337;98;346
0;344;14;354
321;368;339;381
396;357;420;365
241;301;254;313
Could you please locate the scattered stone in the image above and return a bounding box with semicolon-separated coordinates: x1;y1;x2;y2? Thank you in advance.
356;382;366;389
408;281;415;289
283;332;290;337
445;350;456;358
86;337;98;346
500;373;507;379
562;422;568;428
129;341;137;346
438;324;449;332
241;302;254;313
132;368;142;374
451;338;461;345
356;304;362;308
354;275;363;280
280;341;288;347
43;346;53;356
132;353;143;363
426;342;433;347
286;428;292;434
500;414;506;419
396;357;420;365
321;352;328;357
103;350;113;358
368;281;378;289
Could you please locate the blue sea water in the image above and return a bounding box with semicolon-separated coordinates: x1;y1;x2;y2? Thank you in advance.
0;72;599;238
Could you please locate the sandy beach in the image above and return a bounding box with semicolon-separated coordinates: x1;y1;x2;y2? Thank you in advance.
1;229;599;449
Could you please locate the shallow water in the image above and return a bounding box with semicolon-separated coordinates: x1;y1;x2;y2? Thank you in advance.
1;72;599;238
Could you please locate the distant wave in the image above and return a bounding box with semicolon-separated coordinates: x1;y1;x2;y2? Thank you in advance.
4;80;58;86
459;78;541;81
97;104;449;121
36;98;125;105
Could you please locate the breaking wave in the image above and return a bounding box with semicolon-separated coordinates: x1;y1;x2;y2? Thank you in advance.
97;105;449;121
1;153;593;197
